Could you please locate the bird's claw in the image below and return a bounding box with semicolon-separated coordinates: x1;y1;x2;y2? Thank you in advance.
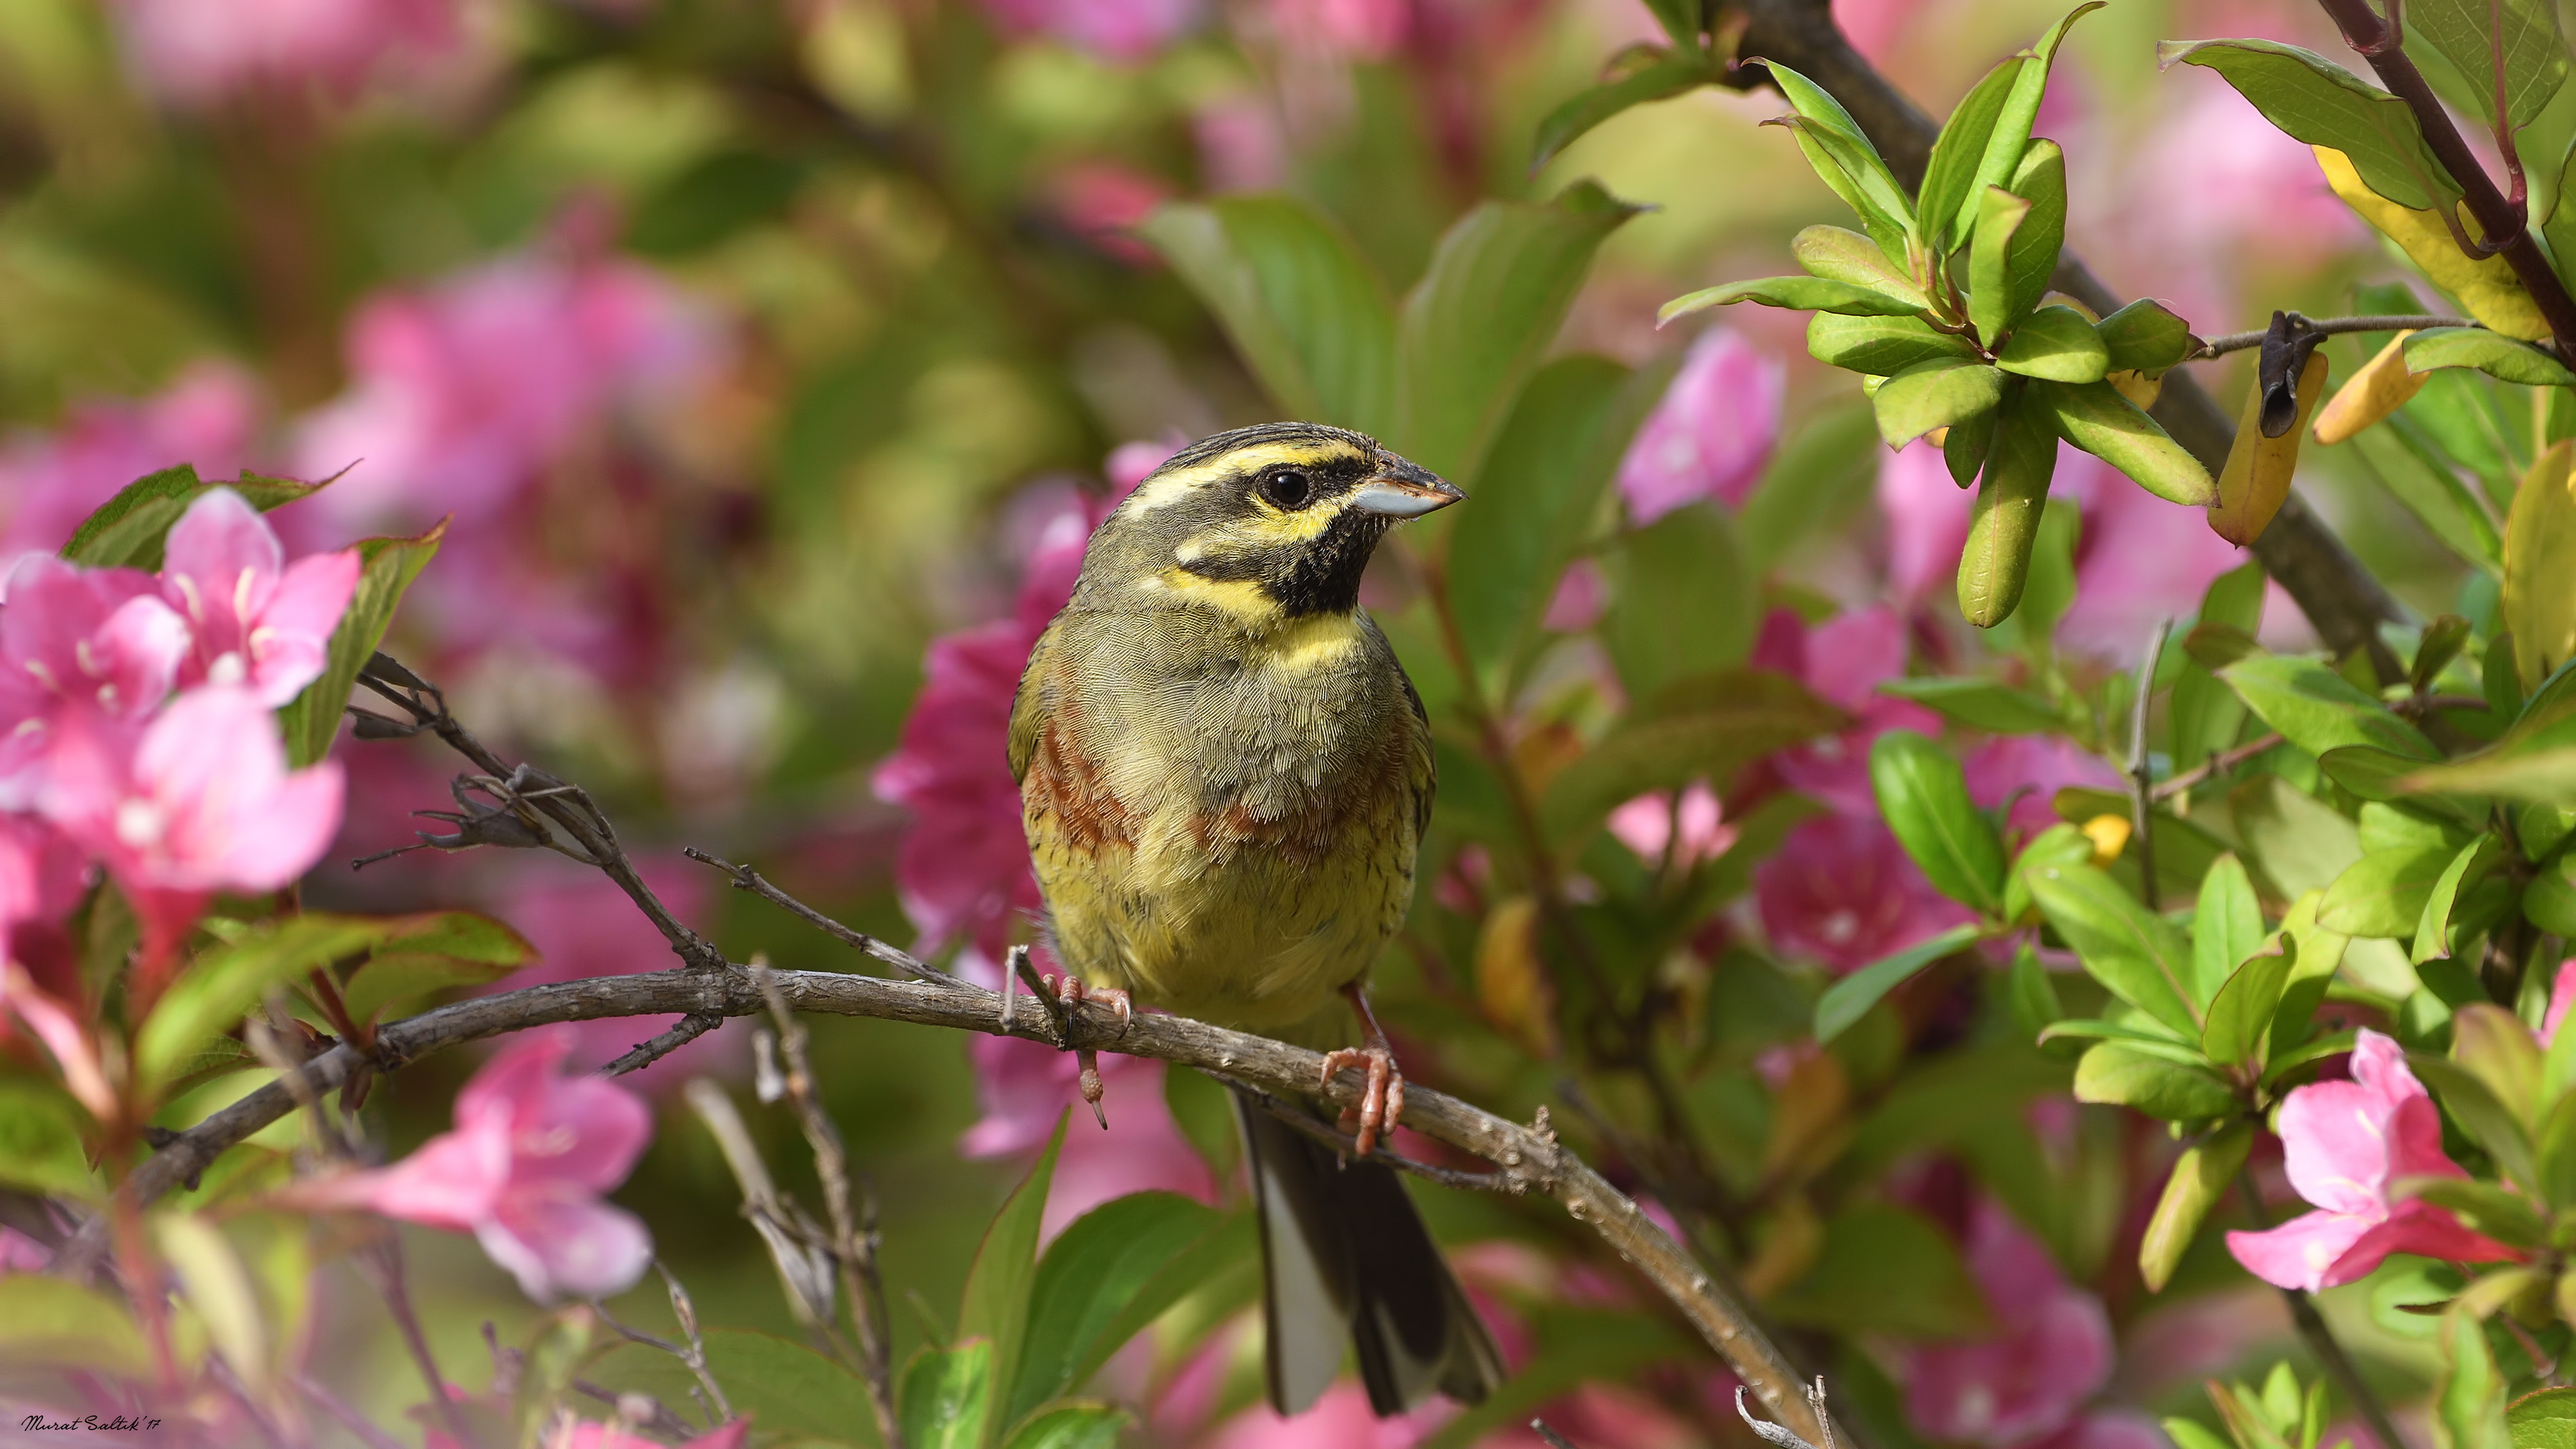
1320;1044;1405;1159
1040;973;1130;1128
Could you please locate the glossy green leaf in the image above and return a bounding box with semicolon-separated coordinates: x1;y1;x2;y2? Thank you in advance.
1739;399;1884;570
2139;1120;2251;1291
2453;1002;2544;1126
2004;822;2096;925
1010;1193;1248;1424
2202;942;2294;1066
1601;502;1755;704
1770;1203;1990;1338
2394;1176;2546;1248
2193;854;2265;1003
1530;52;1711;172
2170;562;2264;775
1995;305;2109;382
2006;942;2065;1041
1396;182;1638;481
2506;1385;2576;1449
2218;654;2439;761
594;1330;882;1444
1870;730;2008;912
2416;1054;2540;1189
2436;1302;2512;1449
2072;1041;2237;1121
279;521;447;767
1139;197;1395;433
2031;378;2214;505
2407;327;2576;388
1791;225;1931;309
2001;140;2068;322
959;1114;1065;1444
1968;186;2030;343
2158;39;2458;210
901;1340;994;1449
1945;407;1997;486
2526;853;2576;935
1660;274;1925;323
339;952;523;1028
1876;676;2063;734
1815;923;1984;1044
2027;861;2202;1034
2318;846;2460;937
1874;357;2007;449
2408;0;2567;128
1919;56;2025;252
1963;4;2103;246
2096;300;2200;374
2414;835;2504;963
1538;669;1843;839
61;466;321;572
1764;64;1917;252
135;915;413;1097
1003;1404;1130;1449
2351;419;2504;574
1805;312;1980;375
156;1214;268;1391
2506;441;2576;692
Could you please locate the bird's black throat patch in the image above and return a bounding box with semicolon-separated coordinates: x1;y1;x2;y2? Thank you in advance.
1181;507;1391;616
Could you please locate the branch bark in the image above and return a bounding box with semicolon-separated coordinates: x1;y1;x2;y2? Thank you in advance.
107;963;1833;1448
1732;0;2410;681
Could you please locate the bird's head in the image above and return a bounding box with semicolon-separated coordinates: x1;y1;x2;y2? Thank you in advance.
1077;422;1462;627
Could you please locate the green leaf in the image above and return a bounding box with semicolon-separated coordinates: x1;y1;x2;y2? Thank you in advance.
1792;225;1931;309
2031;378;2215;506
0;1078;103;1199
594;1330;883;1445
2010;498;2080;645
279;523;445;767
1002;1404;1129;1449
2235;773;2365;900
1531;52;1711;172
1009;1193;1249;1425
2171;564;2265;775
2408;327;2576;388
2158;39;2459;210
900;1340;994;1449
1763;64;1917;256
2202;943;2294;1066
2526;853;2576;935
2506;1387;2576;1449
2452;1002;2544;1125
2416;1055;2540;1189
1447;356;1643;682
0;1275;151;1377
2193;854;2266;1004
2006;822;2096;925
1946;408;1998;486
2414;835;2504;963
1138;197;1395;433
1633;0;1703;49
60;466;323;572
1919;56;2027;253
2006;942;2065;1041
2407;0;2567;128
2096;300;2200;374
959;1114;1066;1443
2318;846;2461;937
2027;862;2203;1034
2271;892;2347;1052
155;1214;268;1392
2351;419;2504;576
2218;654;2440;761
1540;669;1845;839
339;952;522;1028
2436;1302;2513;1449
1995;305;2108;382
1869;730;2007;912
2139;1121;2253;1291
2001;140;2069;323
2506;441;2576;692
1600;502;1755;705
1394;182;1638;481
2073;1041;2237;1121
1874;357;2007;449
1876;677;2063;734
2392;1175;2546;1248
1968;186;2031;343
136;915;413;1097
1806;313;1980;375
1660;274;1925;323
1739;399;1884;570
1770;1203;1990;1338
1814;923;1985;1044
1964;4;2104;245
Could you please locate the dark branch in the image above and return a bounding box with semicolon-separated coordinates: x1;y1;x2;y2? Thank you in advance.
682;847;961;985
2192;314;2472;358
600;1011;725;1078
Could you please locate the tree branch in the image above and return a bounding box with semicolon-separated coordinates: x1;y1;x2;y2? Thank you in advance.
101;962;1835;1446
2192;315;2470;357
1730;0;2410;682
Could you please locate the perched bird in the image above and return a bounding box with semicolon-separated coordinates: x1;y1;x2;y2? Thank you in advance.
1009;421;1505;1417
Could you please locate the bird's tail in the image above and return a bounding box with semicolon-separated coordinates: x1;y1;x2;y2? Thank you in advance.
1233;1089;1505;1417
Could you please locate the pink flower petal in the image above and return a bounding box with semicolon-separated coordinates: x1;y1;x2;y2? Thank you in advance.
2224;1210;2374;1292
2320;1200;2522;1288
1617;329;1784;523
478;1194;655;1301
2546;961;2576;1046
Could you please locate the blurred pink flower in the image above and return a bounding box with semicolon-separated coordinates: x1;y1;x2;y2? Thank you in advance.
0;964;116;1122
975;0;1197;61
1106;437;1185;493
1543;559;1605;633
280;1025;654;1301
1272;0;1409;58
1049;164;1174;266
1195;99;1289;192
0;557;191;805
1607;781;1735;869
1755;812;1974;973
39;685;344;973
1831;0;1928;64
2544;961;2576;1042
549;1421;747;1449
2056;452;2247;665
1617;329;1784;523
293;252;719;532
0;1225;49;1275
0;814;92;1004
1964;735;2123;839
961;1026;1215;1239
1208;1381;1441;1449
1905;1198;2113;1447
107;0;459;105
0;364;259;576
160;488;360;707
2225;1030;2520;1292
485;861;733;1087
1878;441;1972;605
1760;606;1937;817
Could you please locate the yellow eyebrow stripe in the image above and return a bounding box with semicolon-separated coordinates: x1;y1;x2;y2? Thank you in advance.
1120;441;1361;514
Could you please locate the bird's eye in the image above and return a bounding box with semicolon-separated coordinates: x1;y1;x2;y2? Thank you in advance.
1260;470;1315;509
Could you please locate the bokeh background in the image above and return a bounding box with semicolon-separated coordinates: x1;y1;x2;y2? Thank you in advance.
0;0;2481;1442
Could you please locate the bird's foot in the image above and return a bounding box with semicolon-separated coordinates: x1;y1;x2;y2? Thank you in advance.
1319;1043;1405;1159
1041;973;1132;1129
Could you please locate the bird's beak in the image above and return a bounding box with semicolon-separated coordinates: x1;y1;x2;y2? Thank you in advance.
1348;456;1465;519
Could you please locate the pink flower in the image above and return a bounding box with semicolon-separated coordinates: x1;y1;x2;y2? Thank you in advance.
2543;961;2576;1043
1207;1381;1439;1449
1195;99;1289;193
1755;812;1976;973
1106;437;1185;493
293;252;718;533
0;557;192;804
1049;164;1174;266
278;1026;653;1300
1904;1199;2114;1447
1;965;117;1122
973;0;1197;60
1878;441;1972;606
549;1423;747;1449
0;364;258;575
961;1025;1215;1240
1964;735;2123;840
0;1225;50;1275
1542;559;1605;633
105;0;461;105
1271;0;1409;59
1758;606;1939;817
1617;329;1783;524
2225;1030;2521;1292
39;685;343;973
1607;781;1735;869
159;488;360;708
485;861;733;1087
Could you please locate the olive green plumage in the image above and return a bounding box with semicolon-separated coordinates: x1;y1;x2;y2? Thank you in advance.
1007;421;1501;1417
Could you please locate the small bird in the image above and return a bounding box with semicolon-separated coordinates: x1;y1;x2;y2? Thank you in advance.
1009;421;1505;1417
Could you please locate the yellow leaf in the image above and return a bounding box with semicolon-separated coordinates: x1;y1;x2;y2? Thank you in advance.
2312;329;2428;443
2314;147;2551;341
1740;1195;1824;1298
2080;812;2131;865
2504;440;2576;688
2209;350;2327;545
2108;369;2162;411
1474;896;1558;1057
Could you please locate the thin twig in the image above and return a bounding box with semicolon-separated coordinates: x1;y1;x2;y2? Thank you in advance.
2151;733;2286;803
2129;619;2169;910
600;1011;724;1078
682;847;961;985
2191;315;2470;358
682;1078;841;1332
656;1265;735;1424
293;1373;410;1449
